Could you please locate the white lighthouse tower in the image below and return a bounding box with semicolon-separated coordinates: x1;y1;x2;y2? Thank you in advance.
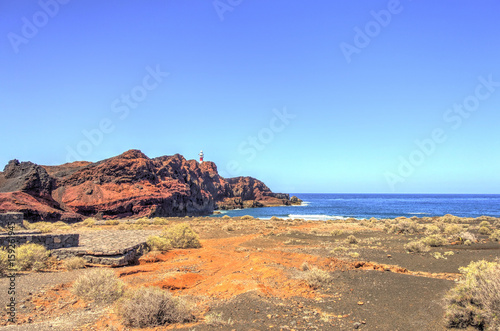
199;150;204;163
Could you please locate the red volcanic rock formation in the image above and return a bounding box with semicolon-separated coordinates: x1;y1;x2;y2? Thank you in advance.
0;150;292;221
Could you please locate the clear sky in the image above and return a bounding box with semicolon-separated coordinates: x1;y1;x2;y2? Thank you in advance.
1;0;499;194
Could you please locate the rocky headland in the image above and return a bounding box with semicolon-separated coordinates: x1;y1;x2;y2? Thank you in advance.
0;150;295;222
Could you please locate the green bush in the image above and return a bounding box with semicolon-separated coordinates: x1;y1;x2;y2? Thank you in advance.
404;240;430;253
117;287;193;327
72;268;124;303
16;243;50;271
421;234;447;247
63;256;87;270
162;223;201;249
444;260;500;330
146;235;171;251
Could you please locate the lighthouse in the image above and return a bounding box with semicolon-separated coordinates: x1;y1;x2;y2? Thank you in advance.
199;150;204;163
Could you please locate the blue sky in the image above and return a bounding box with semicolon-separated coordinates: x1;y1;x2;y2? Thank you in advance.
1;0;499;194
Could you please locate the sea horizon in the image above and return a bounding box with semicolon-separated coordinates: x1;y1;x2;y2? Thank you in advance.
216;193;500;220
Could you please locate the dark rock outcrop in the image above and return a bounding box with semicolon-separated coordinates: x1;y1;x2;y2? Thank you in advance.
0;150;292;221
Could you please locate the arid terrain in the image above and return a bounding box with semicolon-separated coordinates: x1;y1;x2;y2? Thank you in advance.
1;214;499;330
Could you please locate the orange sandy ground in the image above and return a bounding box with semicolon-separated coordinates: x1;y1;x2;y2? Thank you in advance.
2;222;460;330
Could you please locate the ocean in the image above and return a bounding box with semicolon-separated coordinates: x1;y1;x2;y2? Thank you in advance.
215;194;500;220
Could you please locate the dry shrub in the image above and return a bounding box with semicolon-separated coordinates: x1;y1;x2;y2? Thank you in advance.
82;218;96;227
303;268;332;289
136;218;152;225
421;234;447;247
205;312;233;326
222;215;231;219
444;260;500;330
222;224;234;231
479;221;491;228
330;246;348;254
241;215;254;220
146;236;171;251
153;218;169;225
444;224;462;235
440;214;461;223
162;223;201;249
72;268;124;303
346;235;358;244
16;243;50;271
458;231;477;243
105;220;120;226
63;256;87;270
479;226;492;235
24;221;54;233
425;224;441;235
432;252;446;260
270;216;284;221
0;248;8;275
404;240;430;253
118;287;193;328
331;229;344;236
489;230;500;242
300;262;310;271
394;220;420;234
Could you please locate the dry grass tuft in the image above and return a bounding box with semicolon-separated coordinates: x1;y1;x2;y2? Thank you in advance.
63;256;87;270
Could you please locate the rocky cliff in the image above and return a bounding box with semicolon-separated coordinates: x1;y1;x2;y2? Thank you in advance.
0;150;292;222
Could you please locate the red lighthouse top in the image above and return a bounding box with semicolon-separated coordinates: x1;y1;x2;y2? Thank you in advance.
199;150;204;163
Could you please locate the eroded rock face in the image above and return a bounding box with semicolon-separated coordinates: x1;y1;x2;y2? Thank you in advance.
0;150;291;221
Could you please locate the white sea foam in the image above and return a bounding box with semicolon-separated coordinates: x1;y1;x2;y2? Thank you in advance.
288;214;346;221
292;201;310;206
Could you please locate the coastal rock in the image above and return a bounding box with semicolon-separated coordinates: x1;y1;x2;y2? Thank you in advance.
290;196;303;204
0;150;292;221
